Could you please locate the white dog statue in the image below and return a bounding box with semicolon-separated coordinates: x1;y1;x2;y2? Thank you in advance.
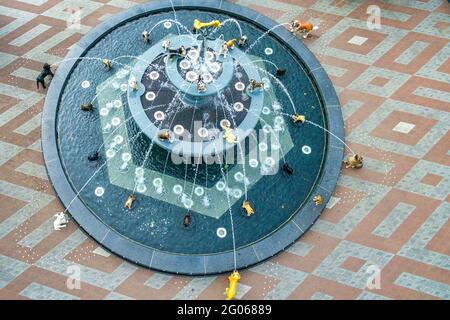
54;212;69;230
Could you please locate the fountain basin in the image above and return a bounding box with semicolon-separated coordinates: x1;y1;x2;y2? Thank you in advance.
42;0;344;275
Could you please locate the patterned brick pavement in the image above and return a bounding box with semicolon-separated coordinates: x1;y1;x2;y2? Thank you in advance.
0;0;449;300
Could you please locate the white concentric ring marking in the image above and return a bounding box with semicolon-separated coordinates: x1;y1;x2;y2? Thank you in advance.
264;47;273;55
154;111;165;121
106;149;116;158
186;71;199;82
152;178;163;188
174;125;184;135
179;59;191;70
259;142;268;152
173;184;183;195
137;184;147;193
233;102;244;112
121;153;131;162
149;71;160;80
81;80;90;88
265;157;275;167
263;124;272;133
198;127;208;138
135;167;144;176
202;73;213;83
206;51;215;61
262;106;271;115
113;100;122;108
111;117;121;126
274;116;284;125
220;119;231;128
163;21;172;29
234;172;244;182
100;108;109;116
233;188;243;199
302;145;311;154
209;62;221;73
216;181;226;191
234;82;245;91
217;227;227;238
94;187;104;197
194;186;204;196
188;49;199;60
249;158;259;168
145;91;156;101
114;135;124;144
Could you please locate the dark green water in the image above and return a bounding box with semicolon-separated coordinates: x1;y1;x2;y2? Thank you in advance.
57;10;327;255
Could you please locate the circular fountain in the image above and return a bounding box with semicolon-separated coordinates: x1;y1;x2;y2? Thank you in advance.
42;0;344;275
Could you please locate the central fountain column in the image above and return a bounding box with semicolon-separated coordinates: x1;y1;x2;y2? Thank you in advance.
165;35;234;106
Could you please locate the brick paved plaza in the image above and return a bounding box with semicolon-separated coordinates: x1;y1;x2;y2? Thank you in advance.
0;0;449;300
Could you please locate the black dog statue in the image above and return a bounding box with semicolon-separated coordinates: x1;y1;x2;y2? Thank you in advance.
282;163;294;175
36;63;54;89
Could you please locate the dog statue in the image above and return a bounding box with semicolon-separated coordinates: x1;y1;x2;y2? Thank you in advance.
124;194;136;209
276;69;286;77
36;63;54;90
313;195;323;206
168;46;187;60
142;30;150;43
193;19;221;32
88;151;100;162
219;42;229;57
242;200;254;217
53;212;69;230
197;79;206;92
238;35;248;47
225;270;241;300
248;79;264;92
226;39;237;49
292;114;305;124
80;103;93;112
282;163;294;175
183;212;191;228
158;130;173;143
162;40;171;51
128;76;138;91
102;59;112;70
222;125;237;144
289;20;318;38
343;154;363;169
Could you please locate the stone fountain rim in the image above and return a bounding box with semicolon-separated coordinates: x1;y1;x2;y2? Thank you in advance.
41;0;344;276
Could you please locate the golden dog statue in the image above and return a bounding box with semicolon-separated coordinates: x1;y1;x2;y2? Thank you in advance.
242;200;254;217
222;125;237;144
249;79;264;91
292;114;306;124
225;270;241;300
124;194;136;209
193;19;221;31
313;195;323;206
343;154;363;169
158;130;173;143
102;59;112;70
226;39;237;49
